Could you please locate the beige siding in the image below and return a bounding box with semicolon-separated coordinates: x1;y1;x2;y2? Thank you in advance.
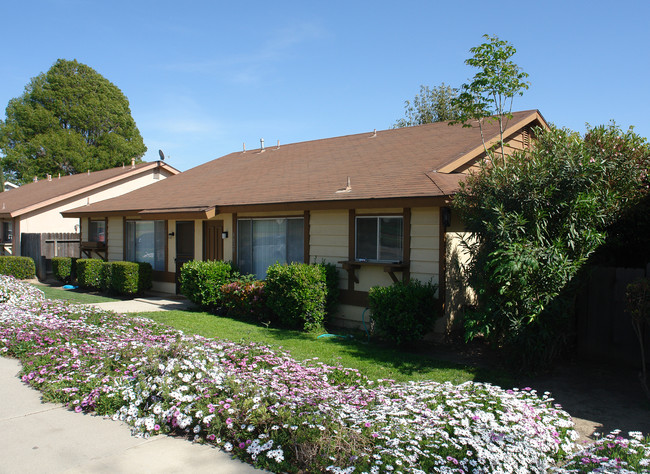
309;210;348;288
444;231;474;334
409;207;439;285
107;217;123;261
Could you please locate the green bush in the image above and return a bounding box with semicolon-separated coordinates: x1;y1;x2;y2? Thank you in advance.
110;261;152;296
179;260;234;309
220;276;267;321
0;256;36;279
368;280;440;346
100;262;113;292
75;259;104;289
265;262;326;331
51;257;73;283
315;261;340;322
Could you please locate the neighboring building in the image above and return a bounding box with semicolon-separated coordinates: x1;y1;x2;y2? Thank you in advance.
3;182;19;192
63;110;547;332
0;161;179;257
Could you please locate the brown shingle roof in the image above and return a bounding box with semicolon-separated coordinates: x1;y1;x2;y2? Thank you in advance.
0;162;179;218
63;110;545;217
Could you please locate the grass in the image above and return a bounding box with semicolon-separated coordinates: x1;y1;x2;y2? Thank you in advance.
138;309;515;387
33;284;123;305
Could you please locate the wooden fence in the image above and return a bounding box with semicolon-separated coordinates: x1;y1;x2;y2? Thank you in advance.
21;233;80;280
575;263;650;366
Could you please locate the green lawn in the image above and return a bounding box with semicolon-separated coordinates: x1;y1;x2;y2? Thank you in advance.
33;284;123;305
138;309;514;387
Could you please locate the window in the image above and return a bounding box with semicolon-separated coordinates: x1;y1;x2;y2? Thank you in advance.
1;222;12;243
125;220;166;271
89;220;106;243
237;218;304;278
356;216;403;262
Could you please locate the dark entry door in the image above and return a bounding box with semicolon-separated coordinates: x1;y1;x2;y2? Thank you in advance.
175;221;195;293
203;220;224;261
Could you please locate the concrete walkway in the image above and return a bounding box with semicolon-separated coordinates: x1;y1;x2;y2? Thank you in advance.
86;295;196;313
0;357;262;473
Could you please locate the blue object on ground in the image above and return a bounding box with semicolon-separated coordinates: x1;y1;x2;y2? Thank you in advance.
317;333;353;340
62;285;78;290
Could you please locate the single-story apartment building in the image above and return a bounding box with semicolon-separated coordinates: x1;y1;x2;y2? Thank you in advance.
0;161;179;257
63;110;548;332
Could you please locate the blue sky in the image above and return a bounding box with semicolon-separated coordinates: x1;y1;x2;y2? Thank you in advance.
1;0;649;171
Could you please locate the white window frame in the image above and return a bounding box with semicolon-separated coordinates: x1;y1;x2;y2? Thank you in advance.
355;215;404;263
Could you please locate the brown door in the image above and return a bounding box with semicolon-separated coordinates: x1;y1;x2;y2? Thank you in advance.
203;220;224;261
175;221;195;293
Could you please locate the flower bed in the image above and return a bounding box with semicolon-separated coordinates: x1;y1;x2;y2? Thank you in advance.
0;276;647;473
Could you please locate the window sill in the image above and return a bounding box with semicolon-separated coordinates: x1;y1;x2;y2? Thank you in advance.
338;260;410;284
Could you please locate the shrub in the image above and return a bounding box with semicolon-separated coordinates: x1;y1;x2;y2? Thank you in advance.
265;262;326;331
100;262;113;292
179;260;234;309
51;257;73;283
454;124;650;369
315;261;340;321
368;279;440;346
75;259;104;289
110;261;152;296
220;276;267;321
0;256;36;279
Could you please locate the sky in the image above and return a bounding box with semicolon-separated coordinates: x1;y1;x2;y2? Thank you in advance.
1;0;649;172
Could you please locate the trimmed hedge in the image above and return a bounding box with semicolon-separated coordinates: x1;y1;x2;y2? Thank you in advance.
76;259;105;290
110;261;152;296
0;256;36;279
179;260;234;309
317;261;340;322
51;257;73;283
265;262;326;331
368;280;440;346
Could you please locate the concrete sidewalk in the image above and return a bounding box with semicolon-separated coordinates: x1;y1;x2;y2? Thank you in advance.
0;357;261;473
86;295;196;313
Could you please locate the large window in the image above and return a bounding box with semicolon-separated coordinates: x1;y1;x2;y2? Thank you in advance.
125;220;166;271
356;216;403;262
237;218;304;278
89;220;106;243
1;221;12;243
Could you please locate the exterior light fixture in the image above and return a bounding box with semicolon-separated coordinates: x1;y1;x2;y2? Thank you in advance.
221;231;229;239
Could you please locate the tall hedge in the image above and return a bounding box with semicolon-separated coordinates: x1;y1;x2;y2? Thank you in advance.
0;256;36;279
179;260;234;309
368;280;440;346
265;263;326;331
51;257;73;283
76;259;104;290
110;262;152;296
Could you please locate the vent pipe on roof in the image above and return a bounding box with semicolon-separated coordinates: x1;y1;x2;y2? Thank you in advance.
33;176;37;183
260;138;265;152
131;158;135;168
58;173;61;179
242;143;246;153
87;170;90;175
371;129;377;138
276;140;280;149
47;174;51;181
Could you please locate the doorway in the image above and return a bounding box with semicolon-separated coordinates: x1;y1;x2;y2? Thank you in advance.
203;220;224;261
175;221;195;293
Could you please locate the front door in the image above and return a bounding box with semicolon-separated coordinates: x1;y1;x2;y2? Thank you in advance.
203;220;224;261
175;221;195;293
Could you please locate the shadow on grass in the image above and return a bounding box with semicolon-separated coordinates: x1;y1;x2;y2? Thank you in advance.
139;309;515;387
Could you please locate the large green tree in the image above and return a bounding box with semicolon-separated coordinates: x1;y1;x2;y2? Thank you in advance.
394;83;460;128
0;59;146;183
454;124;650;369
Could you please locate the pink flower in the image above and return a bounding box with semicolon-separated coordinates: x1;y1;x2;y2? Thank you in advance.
154;424;160;431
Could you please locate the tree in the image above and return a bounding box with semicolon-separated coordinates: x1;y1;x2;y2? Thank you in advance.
393;83;461;128
0;59;146;183
451;34;529;157
453;124;650;369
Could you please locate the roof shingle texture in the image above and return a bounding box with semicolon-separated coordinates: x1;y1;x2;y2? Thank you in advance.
67;110;540;214
0;162;161;217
